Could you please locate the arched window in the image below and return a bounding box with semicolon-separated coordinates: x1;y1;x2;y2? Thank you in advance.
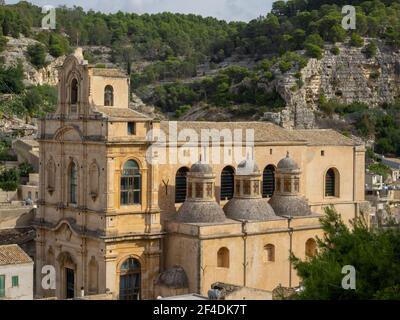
120;160;141;205
71;78;78;105
264;244;275;262
104;85;114;106
220;166;235;200
263;165;275;198
175;167;189;203
47;158;56;194
217;247;229;268
325;168;339;197
119;258;141;300
305;238;317;258
69;162;78;204
89;162;100;200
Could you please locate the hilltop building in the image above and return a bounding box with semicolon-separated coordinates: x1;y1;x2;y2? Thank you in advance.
34;49;366;299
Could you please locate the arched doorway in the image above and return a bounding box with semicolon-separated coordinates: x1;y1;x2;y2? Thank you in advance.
57;252;76;299
119;258;141;300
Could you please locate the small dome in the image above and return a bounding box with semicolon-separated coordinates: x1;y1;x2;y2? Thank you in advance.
190;161;213;174
223;198;276;221
277;153;299;170
156;266;189;289
176;201;226;223
237;159;260;175
269;195;311;217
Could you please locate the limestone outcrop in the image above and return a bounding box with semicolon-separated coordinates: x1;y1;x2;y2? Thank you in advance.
264;40;400;129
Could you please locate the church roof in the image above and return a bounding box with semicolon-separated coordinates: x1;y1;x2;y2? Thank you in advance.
159;121;358;146
91;68;127;78
93;107;151;120
292;129;357;146
0;244;33;266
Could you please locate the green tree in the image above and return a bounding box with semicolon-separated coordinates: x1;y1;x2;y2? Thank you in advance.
27;43;47;69
292;207;400;300
364;41;377;58
0;167;19;192
350;33;364;47
0;36;7;52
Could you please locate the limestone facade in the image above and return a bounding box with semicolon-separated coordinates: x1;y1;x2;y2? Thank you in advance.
35;49;366;299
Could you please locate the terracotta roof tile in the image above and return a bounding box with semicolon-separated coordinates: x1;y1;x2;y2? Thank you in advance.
0;244;33;266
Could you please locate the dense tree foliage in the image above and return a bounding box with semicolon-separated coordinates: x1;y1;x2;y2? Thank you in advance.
0;85;57;119
27;43;47;68
292;207;400;300
0;62;25;94
0;167;19;191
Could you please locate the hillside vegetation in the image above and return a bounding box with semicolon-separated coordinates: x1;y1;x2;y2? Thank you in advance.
1;1;400;155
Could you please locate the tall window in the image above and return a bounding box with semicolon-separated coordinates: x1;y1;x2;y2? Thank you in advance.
264;244;275;262
263;165;275;198
119;258;141;300
217;247;230;268
88;257;98;294
305;238;317;258
69;162;78;204
47;158;56;194
128;122;136;135
89;162;99;199
121;160;141;205
325;168;337;197
220;166;234;200
104;85;114;106
70;78;78;112
175;167;189;203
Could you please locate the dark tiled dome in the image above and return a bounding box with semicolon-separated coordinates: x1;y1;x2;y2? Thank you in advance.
237;159;260;175
223;198;276;221
176;201;226;223
156;266;189;289
269;195;311;217
277;153;299;170
190;161;213;174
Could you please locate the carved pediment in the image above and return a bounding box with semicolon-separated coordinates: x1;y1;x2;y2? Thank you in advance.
56;223;73;242
53;126;83;142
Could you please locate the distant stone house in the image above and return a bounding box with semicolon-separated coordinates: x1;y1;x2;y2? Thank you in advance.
381;157;400;183
0;244;34;300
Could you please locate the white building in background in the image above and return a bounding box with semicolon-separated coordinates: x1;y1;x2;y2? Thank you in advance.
365;170;384;195
0;244;34;300
381;157;400;183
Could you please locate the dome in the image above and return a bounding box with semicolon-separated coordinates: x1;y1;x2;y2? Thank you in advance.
156;266;189;289
176;201;226;223
237;159;260;175
223;198;276;221
190;161;213;174
277;153;299;171
269;195;311;217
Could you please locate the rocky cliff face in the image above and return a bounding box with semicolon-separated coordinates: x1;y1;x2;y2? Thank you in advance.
264;40;400;129
0;36;65;86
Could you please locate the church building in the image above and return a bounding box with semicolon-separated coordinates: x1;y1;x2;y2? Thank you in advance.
34;49;366;299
